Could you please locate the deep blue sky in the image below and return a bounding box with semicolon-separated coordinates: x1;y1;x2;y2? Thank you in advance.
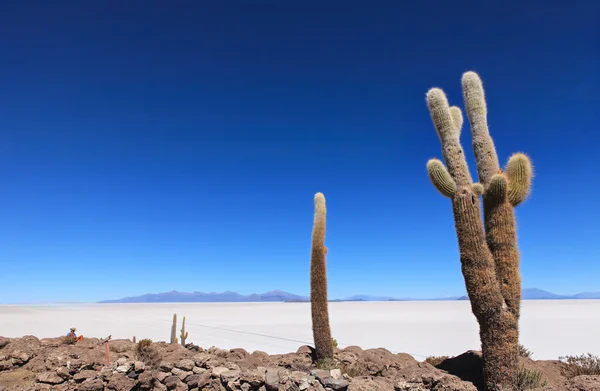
1;1;598;303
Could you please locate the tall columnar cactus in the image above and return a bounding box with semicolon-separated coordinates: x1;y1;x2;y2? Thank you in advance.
180;316;188;346
310;192;334;361
424;71;532;391
170;314;177;344
462;72;533;319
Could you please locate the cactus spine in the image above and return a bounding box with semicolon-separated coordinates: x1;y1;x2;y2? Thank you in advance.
170;314;177;344
310;192;334;361
180;316;188;346
424;72;532;391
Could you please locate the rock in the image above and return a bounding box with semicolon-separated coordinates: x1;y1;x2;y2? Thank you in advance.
56;366;72;379
435;350;483;390
138;371;154;390
134;361;146;372
290;371;310;390
76;378;105;391
154;382;168;391
153;370;169;383
221;369;241;384
164;375;182;390
203;378;227;391
240;369;266;387
160;362;174;372
329;369;342;380
9;349;32;366
0;337;10;349
265;368;279;390
213;366;231;377
116;358;128;366
36;372;66;385
106;373;136;391
186;372;211;388
347;378;394;391
311;369;348;391
74;370;100;383
172;367;192;381
116;364;131;374
176;359;195;372
0;360;12;371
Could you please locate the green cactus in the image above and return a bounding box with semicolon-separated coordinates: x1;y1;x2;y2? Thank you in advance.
170;314;177;344
424;71;532;391
310;192;334;361
180;316;188;346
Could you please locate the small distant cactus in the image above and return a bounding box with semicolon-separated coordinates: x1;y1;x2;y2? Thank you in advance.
424;71;532;391
310;192;334;361
170;314;177;344
132;336;136;343
180;316;188;346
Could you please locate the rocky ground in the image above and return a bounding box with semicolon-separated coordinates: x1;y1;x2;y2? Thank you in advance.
0;336;598;391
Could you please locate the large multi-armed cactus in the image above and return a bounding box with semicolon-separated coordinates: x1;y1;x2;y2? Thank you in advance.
310;192;334;361
425;71;532;391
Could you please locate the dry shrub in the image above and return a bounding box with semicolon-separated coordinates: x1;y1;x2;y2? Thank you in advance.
61;335;77;345
559;353;600;379
425;355;449;367
515;367;547;390
518;344;533;358
331;338;339;348
135;339;162;368
314;357;338;370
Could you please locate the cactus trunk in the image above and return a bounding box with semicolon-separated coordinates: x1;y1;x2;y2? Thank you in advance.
310;192;333;361
170;314;177;344
423;73;532;391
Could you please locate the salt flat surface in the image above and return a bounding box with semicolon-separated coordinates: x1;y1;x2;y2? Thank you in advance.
1;300;598;360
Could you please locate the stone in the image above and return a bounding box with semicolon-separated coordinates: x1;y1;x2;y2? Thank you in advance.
160;362;174;372
134;361;146;372
116;364;131;374
221;369;241;384
116;358;128;366
164;375;182;390
0;337;10;348
329;369;342;380
154;370;170;383
56;366;72;379
76;378;106;391
176;359;195;371
212;366;230;377
187;372;211;389
265;368;279;390
36;372;66;385
192;366;206;374
290;371;310;390
138;371;154;390
154;382;168;391
106;373;136;391
240;369;266;387
171;367;192;381
9;349;32;366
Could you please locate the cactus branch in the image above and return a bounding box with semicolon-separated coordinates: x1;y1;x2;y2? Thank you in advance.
506;153;533;206
427;159;456;197
471;183;484;197
462;71;501;185
426;88;473;187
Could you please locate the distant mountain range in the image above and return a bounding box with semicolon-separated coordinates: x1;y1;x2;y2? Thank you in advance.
98;288;600;303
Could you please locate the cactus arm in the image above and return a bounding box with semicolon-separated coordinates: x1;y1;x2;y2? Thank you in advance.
471;183;484;197
426;88;473;187
486;174;508;203
506;153;533;206
427;159;456;197
310;192;334;361
462;71;501;185
449;106;463;132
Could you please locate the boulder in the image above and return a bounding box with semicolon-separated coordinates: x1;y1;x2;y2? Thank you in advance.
36;372;65;385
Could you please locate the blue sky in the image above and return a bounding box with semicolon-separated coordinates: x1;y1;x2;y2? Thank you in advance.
0;1;598;303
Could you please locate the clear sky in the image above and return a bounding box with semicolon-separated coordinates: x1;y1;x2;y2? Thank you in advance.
1;1;598;303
